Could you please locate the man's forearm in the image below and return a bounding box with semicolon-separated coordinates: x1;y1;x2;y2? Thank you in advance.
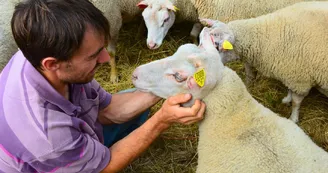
100;111;168;173
100;90;161;124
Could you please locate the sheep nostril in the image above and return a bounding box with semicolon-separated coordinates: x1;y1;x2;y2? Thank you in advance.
149;44;155;49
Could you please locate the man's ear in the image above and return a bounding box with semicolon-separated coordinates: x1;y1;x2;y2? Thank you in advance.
41;57;60;71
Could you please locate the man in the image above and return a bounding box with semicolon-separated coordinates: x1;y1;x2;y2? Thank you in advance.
0;0;206;172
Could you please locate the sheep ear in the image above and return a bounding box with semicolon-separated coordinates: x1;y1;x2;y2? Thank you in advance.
187;54;203;68
167;4;180;12
137;1;148;9
199;18;216;27
165;2;179;12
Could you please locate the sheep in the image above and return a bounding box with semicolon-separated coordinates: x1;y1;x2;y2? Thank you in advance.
137;0;201;49
198;1;328;123
0;0;19;71
137;0;326;50
132;27;328;173
91;0;143;83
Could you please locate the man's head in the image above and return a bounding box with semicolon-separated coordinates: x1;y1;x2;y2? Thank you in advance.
11;0;110;84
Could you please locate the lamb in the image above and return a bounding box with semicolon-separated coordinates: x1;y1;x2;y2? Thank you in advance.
132;27;328;173
137;0;326;50
0;0;19;71
91;0;143;83
199;1;328;123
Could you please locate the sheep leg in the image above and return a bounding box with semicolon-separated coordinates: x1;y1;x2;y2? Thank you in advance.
107;15;122;83
282;89;292;105
190;22;203;45
109;54;118;83
106;41;119;83
315;86;328;97
244;62;257;86
289;92;307;123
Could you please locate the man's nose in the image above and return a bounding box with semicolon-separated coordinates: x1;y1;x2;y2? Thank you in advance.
97;48;111;64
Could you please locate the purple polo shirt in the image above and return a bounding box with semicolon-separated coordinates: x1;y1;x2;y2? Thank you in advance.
0;51;111;173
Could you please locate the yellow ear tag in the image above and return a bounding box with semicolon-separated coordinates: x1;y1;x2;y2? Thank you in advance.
222;40;233;50
173;6;180;11
193;68;206;87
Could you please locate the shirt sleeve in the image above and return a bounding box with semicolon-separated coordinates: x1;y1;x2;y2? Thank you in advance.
90;79;112;110
28;132;110;173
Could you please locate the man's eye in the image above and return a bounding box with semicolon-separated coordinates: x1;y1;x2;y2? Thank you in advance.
173;72;186;82
88;55;97;61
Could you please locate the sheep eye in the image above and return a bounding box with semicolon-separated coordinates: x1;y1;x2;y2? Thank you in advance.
173;72;185;82
161;17;170;27
164;17;170;23
211;33;218;37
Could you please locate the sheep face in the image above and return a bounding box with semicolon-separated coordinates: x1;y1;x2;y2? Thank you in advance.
138;0;176;49
132;28;224;106
200;18;240;63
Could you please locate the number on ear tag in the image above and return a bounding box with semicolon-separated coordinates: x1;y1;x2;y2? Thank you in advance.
193;69;206;87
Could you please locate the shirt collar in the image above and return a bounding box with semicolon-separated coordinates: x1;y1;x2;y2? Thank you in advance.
22;51;80;115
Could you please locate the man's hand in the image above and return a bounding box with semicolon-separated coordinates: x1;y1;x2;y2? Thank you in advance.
100;93;205;173
99;90;161;124
157;93;206;126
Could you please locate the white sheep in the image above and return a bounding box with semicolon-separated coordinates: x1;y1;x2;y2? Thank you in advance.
200;1;328;123
132;27;328;173
91;0;143;83
0;0;19;71
138;0;326;50
137;0;201;49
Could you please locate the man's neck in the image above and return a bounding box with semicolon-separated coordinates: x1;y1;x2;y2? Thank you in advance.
40;70;70;100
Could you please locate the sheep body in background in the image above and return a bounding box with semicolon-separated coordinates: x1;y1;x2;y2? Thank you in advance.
0;0;19;71
194;0;317;22
203;1;328;123
132;27;328;173
138;0;325;50
91;0;143;83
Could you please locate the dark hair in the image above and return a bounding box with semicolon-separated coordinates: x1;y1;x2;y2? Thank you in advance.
11;0;110;69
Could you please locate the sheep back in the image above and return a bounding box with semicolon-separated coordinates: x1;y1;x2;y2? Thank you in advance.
197;67;328;173
228;1;328;94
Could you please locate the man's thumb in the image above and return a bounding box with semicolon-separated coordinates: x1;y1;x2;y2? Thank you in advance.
168;93;192;105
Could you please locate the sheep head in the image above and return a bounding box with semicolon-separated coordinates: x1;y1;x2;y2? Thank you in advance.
132;27;224;107
137;0;177;49
200;18;240;64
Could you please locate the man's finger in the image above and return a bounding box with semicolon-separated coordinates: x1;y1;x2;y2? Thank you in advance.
180;117;203;125
188;99;202;115
179;117;200;124
181;101;205;123
185;119;201;125
167;93;192;105
196;102;206;119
